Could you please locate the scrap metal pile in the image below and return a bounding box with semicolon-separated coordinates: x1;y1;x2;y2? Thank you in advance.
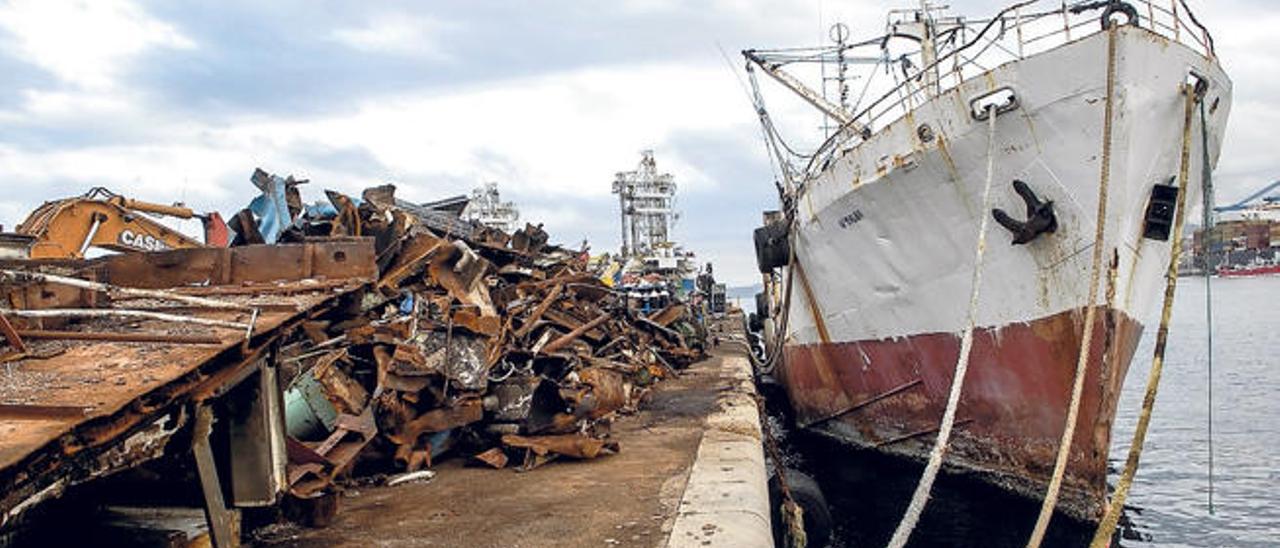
229;171;708;501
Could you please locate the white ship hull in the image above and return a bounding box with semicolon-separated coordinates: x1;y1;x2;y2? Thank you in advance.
776;25;1231;520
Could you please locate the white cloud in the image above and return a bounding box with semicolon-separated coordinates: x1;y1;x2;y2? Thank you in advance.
1185;0;1280;203
332;14;453;60
0;0;194;90
223;61;759;198
0;0;1274;287
0;58;773;283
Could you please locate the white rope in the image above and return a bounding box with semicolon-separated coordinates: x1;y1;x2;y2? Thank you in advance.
886;103;1000;548
1026;22;1120;547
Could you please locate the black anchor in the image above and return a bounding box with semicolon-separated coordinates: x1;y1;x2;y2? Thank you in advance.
992;179;1057;245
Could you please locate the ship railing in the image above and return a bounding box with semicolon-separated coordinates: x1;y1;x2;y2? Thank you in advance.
806;0;1216;179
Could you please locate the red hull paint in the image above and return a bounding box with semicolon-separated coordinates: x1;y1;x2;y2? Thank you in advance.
779;307;1143;520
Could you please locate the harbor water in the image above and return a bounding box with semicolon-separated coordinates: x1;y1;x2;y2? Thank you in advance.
778;275;1279;546
1110;275;1280;547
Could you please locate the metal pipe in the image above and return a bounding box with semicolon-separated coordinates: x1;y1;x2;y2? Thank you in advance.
0;269;253;311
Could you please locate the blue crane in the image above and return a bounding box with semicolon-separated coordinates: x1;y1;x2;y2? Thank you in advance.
1214;180;1280;212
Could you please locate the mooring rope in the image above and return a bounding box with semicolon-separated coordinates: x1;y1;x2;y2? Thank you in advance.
754;390;808;548
1087;78;1201;548
1026;21;1120;547
885;102;1000;548
1198;90;1216;516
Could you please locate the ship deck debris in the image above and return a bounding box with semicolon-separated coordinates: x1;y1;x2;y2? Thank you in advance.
0;175;714;547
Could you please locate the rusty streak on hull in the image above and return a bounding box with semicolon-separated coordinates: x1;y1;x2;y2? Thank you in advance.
779;307;1142;521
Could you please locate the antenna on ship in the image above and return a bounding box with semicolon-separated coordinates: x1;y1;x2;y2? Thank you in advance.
821;22;852;138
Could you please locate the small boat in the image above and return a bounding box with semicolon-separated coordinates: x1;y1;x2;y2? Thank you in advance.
1218;259;1280;277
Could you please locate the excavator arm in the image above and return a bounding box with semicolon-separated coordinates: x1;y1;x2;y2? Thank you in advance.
11;188;229;259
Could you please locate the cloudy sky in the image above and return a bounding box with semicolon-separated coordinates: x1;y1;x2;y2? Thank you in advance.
0;0;1273;285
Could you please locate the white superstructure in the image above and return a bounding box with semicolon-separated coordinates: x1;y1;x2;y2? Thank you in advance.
613;150;680;258
462;182;520;233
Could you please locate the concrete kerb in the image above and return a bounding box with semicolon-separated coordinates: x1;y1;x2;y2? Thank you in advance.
666;354;773;548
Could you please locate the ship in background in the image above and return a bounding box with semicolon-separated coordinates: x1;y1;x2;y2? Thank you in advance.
461;182;522;233
605;150;711;314
745;1;1230;521
1182;179;1280;276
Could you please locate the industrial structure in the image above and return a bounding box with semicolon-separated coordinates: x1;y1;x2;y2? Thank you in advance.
461;182;521;233
612;150;678;258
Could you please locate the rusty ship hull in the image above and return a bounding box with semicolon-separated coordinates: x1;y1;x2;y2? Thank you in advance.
764;15;1231;521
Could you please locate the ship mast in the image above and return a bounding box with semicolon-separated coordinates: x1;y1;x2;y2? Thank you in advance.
918;1;939;96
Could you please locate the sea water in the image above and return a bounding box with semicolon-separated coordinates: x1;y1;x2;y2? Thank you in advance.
1111;275;1280;547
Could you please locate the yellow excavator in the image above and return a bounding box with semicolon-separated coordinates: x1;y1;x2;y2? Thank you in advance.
0;188;229;259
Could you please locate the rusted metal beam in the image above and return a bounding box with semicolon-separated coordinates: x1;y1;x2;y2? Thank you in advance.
191;405;240;548
89;240;377;289
514;283;562;339
0;313;25;353
0;404;91;419
539;313;610;354
646;303;686;328
378;232;443;291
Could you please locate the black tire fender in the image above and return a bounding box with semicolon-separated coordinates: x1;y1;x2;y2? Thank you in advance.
754;291;770;320
768;468;832;548
753;221;791;273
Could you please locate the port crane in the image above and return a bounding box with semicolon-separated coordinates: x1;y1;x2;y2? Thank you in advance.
1213;180;1280;212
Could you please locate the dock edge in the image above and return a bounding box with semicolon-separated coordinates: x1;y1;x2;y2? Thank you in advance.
666;350;773;548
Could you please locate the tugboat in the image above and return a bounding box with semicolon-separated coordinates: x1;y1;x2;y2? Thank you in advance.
747;0;1230;521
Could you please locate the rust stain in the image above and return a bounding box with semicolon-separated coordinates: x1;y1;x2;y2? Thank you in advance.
781;306;1144;521
792;259;830;345
935;134;961;184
